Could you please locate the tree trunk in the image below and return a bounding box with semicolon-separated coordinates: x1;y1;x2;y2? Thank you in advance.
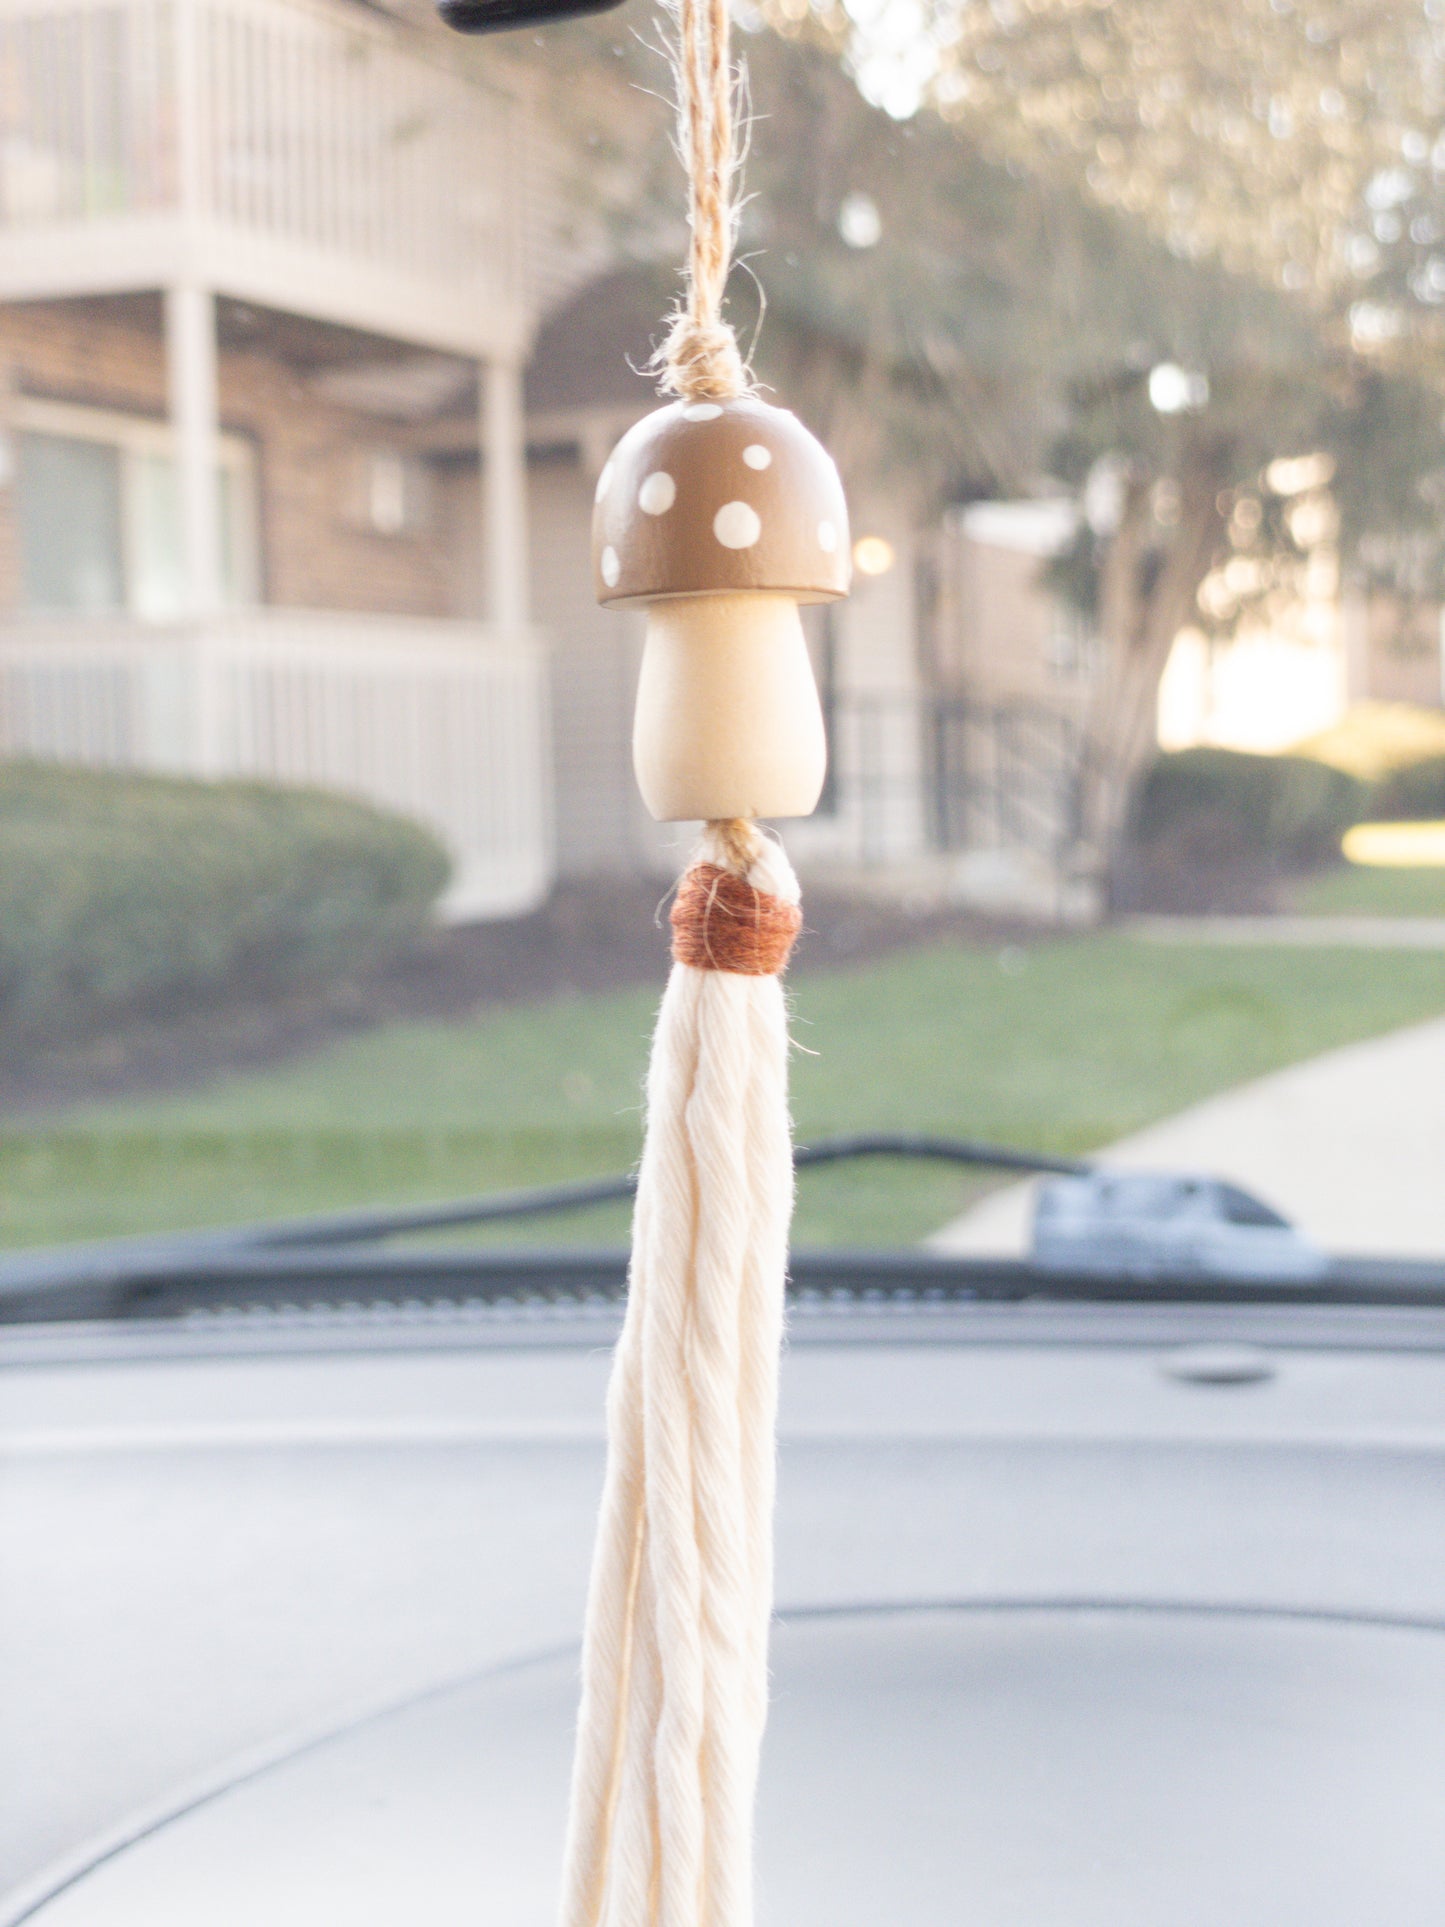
1078;444;1228;903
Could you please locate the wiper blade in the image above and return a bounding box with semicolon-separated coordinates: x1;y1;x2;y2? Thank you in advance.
240;1133;1089;1253
3;1132;1443;1330
0;1132;1083;1324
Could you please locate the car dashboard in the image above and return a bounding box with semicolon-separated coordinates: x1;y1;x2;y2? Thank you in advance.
3;1162;1444;1926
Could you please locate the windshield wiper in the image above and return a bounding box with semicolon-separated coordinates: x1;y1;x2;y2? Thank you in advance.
235;1133;1089;1253
1;1133;1442;1329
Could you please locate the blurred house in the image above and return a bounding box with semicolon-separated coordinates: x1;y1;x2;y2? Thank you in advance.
0;0;1097;919
0;0;558;918
919;499;1099;916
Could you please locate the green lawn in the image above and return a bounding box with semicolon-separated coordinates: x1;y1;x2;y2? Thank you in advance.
4;931;1444;1250
1290;864;1445;918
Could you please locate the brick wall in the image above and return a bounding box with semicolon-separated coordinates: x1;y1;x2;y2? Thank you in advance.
0;298;456;617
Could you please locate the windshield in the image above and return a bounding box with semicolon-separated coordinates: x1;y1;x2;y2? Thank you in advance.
0;2;1441;1276
6;10;1445;1924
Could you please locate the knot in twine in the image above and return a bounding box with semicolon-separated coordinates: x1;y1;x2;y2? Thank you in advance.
659;314;747;403
671;861;802;975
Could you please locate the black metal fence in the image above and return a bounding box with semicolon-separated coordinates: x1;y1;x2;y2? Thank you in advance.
828;692;1086;870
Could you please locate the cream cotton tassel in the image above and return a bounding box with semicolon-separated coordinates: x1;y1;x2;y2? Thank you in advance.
559;821;800;1927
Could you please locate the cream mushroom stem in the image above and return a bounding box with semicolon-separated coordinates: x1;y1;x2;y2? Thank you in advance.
631;591;828;822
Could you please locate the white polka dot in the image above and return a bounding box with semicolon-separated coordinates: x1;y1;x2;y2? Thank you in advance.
818;519;838;553
742;444;772;470
638;471;676;515
600;545;621;586
594;460;614;504
681;402;723;421
713;500;762;549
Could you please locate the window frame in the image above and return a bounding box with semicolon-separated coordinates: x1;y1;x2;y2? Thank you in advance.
13;395;261;616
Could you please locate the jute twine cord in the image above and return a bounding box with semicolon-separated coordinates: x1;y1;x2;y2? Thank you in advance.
657;0;748;401
559;819;801;1927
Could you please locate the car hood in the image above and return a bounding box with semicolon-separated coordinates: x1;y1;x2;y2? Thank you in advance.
24;1601;1445;1927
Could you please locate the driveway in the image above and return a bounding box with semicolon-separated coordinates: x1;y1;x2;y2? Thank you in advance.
931;1013;1445;1261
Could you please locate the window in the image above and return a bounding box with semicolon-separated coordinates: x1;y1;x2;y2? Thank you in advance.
16;431;125;614
1045;598;1100;683
341;447;435;537
14;398;259;617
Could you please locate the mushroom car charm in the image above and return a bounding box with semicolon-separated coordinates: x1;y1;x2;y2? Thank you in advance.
594;394;851;822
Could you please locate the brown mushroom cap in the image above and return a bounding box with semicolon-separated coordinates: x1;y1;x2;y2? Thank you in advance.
592;396;851;607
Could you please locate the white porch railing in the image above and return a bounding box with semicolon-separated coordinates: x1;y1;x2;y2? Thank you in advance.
0;0;525;354
0;610;553;920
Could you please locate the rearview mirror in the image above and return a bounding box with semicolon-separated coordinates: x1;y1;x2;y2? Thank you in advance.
436;0;626;33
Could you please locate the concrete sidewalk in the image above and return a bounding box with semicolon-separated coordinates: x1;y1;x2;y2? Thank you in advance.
1125;914;1445;949
931;1013;1445;1262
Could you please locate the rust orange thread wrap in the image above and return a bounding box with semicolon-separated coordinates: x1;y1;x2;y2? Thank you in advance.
670;861;803;976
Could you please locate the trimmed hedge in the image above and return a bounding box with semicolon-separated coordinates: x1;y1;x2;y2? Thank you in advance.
1365;754;1445;822
0;762;450;1050
1129;747;1370;870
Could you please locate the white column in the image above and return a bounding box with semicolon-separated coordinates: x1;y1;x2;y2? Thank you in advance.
481;355;529;631
165;282;221;618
